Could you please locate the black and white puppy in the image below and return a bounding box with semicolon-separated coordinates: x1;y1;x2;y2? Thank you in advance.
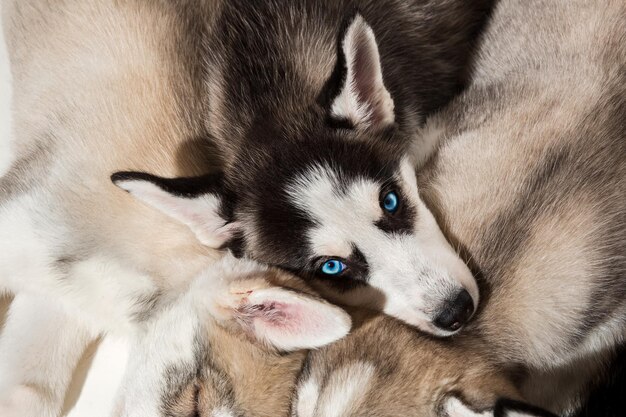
113;0;492;335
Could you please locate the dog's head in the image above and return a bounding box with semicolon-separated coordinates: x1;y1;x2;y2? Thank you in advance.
112;14;477;336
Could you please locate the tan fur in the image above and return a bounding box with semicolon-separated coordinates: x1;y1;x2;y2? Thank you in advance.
3;0;623;415
418;0;625;411
0;3;227;414
162;307;525;417
207;270;315;417
2;0;221;291
206;323;306;417
295;312;523;416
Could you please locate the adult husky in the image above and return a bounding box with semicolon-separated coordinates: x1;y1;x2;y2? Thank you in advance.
0;0;490;416
418;0;626;412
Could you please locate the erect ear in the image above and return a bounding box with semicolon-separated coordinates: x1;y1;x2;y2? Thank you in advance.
111;171;238;248
442;397;558;417
328;13;395;130
213;270;351;351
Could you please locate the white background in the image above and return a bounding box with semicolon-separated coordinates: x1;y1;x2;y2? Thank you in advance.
0;4;128;416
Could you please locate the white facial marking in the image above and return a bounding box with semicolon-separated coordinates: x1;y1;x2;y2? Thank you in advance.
317;362;376;417
289;165;381;259
286;160;478;335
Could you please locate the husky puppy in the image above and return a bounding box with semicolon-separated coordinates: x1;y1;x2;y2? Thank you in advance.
0;0;490;416
112;0;496;335
416;0;626;412
116;257;556;417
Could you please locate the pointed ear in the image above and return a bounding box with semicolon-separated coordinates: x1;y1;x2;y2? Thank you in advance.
111;171;237;248
328;13;394;130
214;272;351;351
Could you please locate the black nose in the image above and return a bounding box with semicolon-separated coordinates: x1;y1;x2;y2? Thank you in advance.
433;289;475;332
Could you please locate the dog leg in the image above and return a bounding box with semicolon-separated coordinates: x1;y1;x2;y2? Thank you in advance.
115;293;200;417
0;293;95;417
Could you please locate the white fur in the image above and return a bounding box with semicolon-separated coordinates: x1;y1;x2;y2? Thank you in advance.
330;14;394;128
0;198;170;415
295;361;377;417
116;293;199;417
115;179;235;248
116;254;351;416
0;5;12;178
316;362;376;417
211;408;237;417
0;294;95;417
286;159;478;335
294;376;321;417
443;397;492;417
442;397;548;417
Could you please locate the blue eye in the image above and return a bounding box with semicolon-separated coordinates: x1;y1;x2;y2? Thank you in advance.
321;259;346;275
382;191;399;213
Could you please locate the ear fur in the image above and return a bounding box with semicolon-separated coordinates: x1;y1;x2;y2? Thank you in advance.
204;255;352;352
442;396;558;417
233;287;351;351
328;13;395;130
111;171;237;248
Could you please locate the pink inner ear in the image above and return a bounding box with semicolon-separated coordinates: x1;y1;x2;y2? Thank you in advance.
240;301;302;331
235;291;351;351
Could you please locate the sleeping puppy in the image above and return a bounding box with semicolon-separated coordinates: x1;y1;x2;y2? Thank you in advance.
116;253;556;417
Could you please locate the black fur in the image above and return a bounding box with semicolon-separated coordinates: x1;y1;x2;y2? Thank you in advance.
574;346;626;417
317;9;358;121
111;171;234;221
206;0;494;287
494;399;558;417
113;0;494;290
111;171;224;199
375;184;416;235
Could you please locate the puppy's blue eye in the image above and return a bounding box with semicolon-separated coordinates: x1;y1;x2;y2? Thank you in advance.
321;259;346;275
382;191;399;213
